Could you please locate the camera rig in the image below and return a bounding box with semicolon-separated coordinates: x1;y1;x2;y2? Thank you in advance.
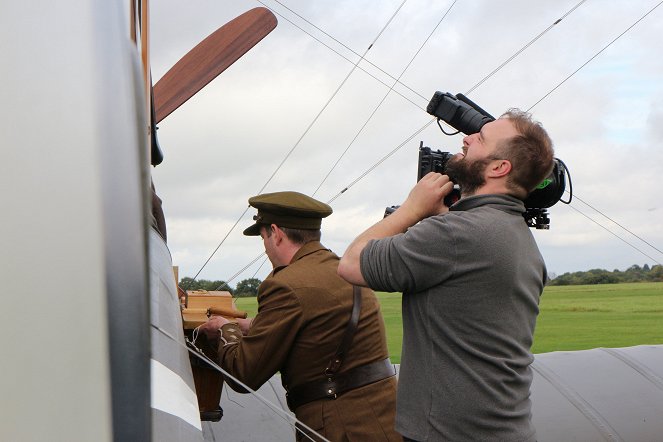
420;91;572;229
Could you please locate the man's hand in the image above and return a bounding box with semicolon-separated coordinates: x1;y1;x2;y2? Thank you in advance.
338;172;454;286
398;172;454;221
235;317;253;335
198;315;231;339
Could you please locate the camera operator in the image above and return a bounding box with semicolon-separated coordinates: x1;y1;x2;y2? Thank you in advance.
338;109;554;442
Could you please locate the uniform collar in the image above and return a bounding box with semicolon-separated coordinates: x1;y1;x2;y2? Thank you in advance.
290;241;328;263
271;241;329;275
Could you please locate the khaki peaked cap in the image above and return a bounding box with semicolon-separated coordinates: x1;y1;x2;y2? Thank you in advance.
243;191;333;236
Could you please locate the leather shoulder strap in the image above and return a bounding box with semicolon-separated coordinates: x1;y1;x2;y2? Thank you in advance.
325;285;362;376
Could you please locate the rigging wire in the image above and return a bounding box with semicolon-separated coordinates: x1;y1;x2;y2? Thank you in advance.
323;1;663;263
258;0;408;196
256;0;428;108
312;0;459;197
327;118;435;204
562;201;662;265
226;252;266;287
527;0;663;112
200;0;593;280
193;0;409;280
568;192;663;261
200;1;662;283
192;205;251;281
322;0;590;202
152;324;330;442
466;0;588;95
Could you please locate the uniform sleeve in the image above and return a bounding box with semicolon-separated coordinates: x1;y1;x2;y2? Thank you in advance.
360;217;457;293
217;278;304;392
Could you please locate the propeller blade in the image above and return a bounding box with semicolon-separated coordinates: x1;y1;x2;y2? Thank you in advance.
153;7;277;123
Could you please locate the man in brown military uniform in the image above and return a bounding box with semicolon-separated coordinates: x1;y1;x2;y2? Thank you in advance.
199;191;400;441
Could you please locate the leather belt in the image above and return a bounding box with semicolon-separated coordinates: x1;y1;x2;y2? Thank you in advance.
286;358;395;411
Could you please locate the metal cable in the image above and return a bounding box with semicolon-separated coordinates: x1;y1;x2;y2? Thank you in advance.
256;0;427;107
527;0;663;111
466;0;589;95
312;0;459;197
200;1;662;282
563;203;662;265
152;324;329;441
194;0;409;280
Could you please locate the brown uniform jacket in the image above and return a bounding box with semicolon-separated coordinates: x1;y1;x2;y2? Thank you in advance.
217;241;400;441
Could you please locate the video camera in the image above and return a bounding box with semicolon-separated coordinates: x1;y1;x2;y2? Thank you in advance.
387;92;571;229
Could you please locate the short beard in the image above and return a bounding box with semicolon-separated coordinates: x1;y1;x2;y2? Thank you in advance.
444;156;490;196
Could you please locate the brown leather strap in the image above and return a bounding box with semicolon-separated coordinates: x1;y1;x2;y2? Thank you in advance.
286;358;395;411
324;285;362;376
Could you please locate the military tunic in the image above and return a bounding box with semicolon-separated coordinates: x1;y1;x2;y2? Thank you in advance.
216;241;400;441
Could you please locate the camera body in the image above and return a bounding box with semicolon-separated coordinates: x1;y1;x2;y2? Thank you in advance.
417;144;461;207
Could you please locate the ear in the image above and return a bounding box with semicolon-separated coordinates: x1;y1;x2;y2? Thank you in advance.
487;159;511;178
271;224;284;245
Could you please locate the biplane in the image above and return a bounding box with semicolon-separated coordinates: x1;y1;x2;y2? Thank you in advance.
3;1;662;441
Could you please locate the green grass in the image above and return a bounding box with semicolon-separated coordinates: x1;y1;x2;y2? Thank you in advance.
532;282;663;354
235;282;663;363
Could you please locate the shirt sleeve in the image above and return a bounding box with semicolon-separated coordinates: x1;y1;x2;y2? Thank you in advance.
360;216;457;293
217;278;304;392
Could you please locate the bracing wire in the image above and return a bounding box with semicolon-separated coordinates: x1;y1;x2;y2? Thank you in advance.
323;0;593;204
216;251;267;288
527;0;663;112
193;1;409;280
466;0;589;96
567;192;663;261
199;0;662;283
192;205;251;281
256;0;428;107
321;1;663;263
326;118;435;205
152;324;330;442
562;202;662;265
312;0;459;197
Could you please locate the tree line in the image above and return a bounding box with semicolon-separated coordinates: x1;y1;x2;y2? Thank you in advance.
180;264;662;293
179;277;262;297
548;264;663;286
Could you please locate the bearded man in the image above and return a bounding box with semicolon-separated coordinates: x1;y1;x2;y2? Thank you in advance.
338;109;554;442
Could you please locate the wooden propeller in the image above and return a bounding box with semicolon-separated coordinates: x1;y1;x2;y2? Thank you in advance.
153;7;277;123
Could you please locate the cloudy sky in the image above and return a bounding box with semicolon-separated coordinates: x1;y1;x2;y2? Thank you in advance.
148;0;663;285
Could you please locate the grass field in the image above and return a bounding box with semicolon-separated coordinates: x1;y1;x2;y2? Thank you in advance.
235;282;663;363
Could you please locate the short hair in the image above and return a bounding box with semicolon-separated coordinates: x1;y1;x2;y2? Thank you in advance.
493;109;555;198
262;224;321;245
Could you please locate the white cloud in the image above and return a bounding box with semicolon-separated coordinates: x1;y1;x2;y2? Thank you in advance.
150;0;663;284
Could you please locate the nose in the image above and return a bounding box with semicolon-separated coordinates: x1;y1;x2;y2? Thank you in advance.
462;134;473;149
463;132;478;144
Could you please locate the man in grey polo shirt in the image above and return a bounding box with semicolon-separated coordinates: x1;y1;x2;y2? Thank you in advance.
338;109;554;441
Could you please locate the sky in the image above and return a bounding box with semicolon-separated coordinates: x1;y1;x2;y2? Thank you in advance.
148;0;663;286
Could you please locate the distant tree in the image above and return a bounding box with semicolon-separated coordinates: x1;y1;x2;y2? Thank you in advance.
179;277;233;293
648;265;663;282
179;277;198;290
548;264;661;285
584;269;619;285
208;280;233;292
235;278;261;297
